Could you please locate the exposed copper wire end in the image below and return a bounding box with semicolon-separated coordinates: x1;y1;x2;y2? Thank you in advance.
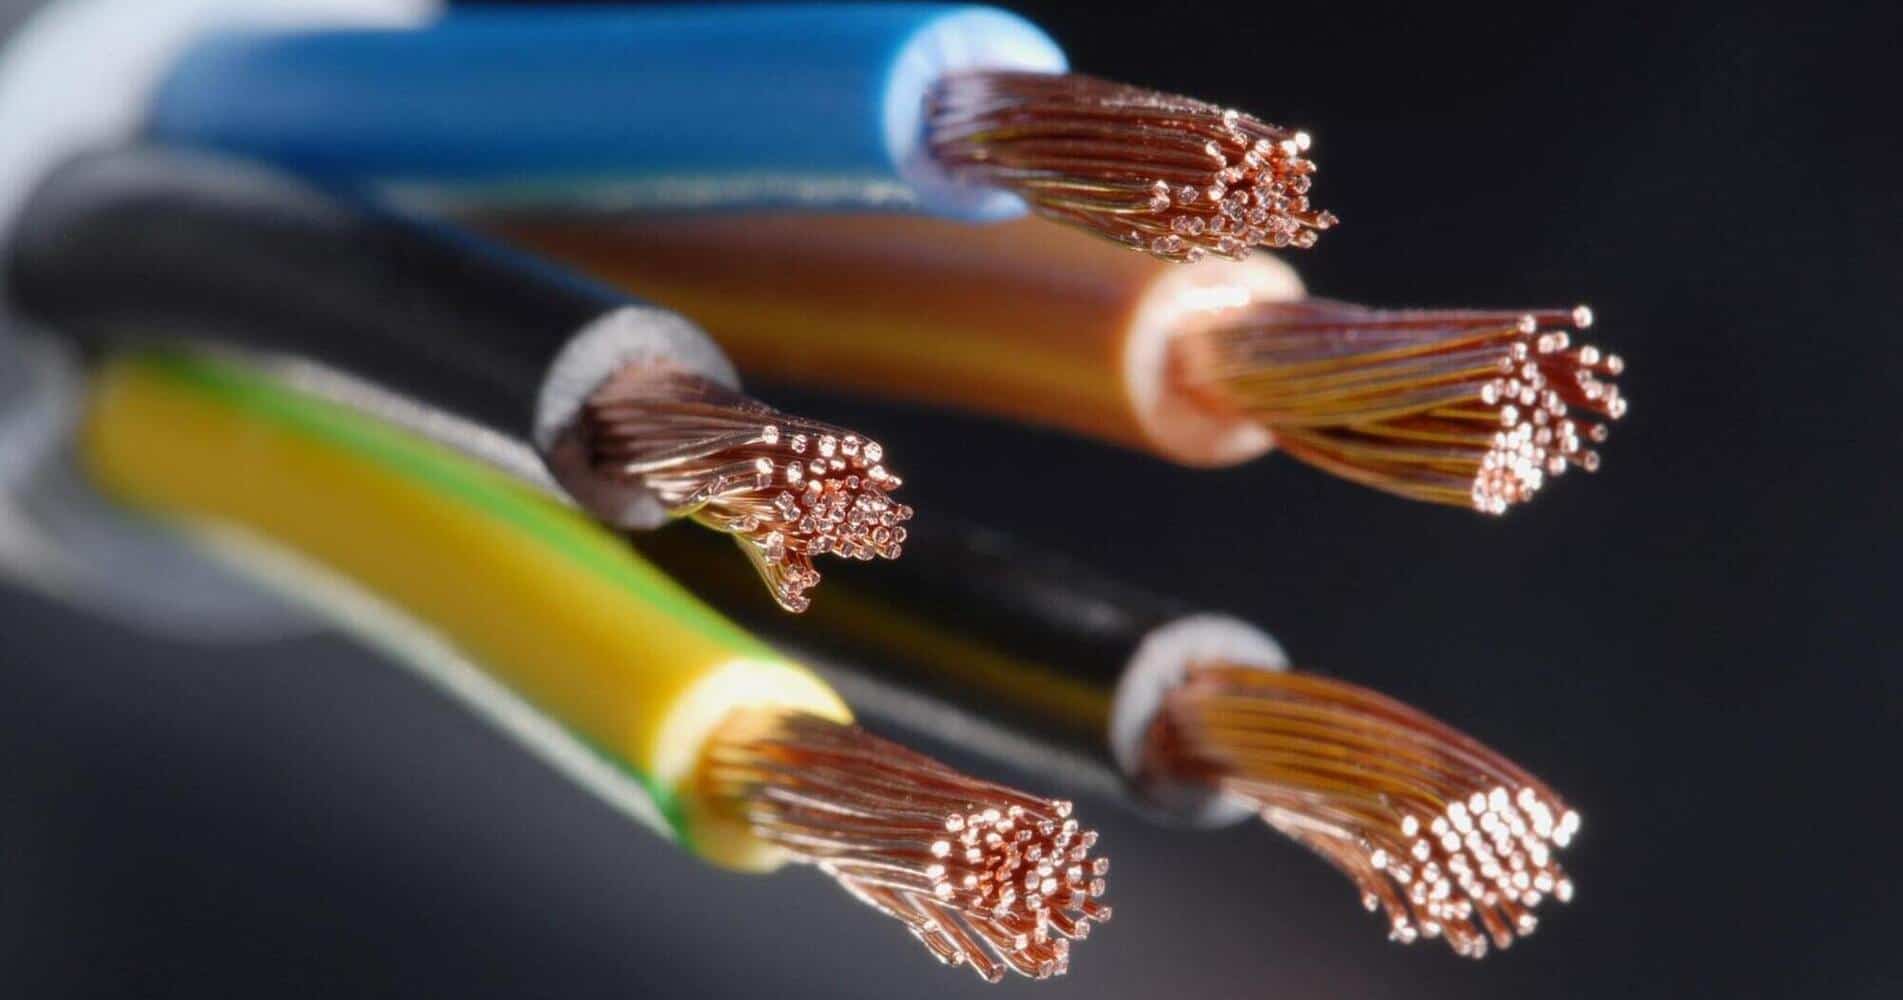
1178;300;1625;514
581;367;911;612
927;71;1336;262
1152;666;1577;958
701;710;1111;983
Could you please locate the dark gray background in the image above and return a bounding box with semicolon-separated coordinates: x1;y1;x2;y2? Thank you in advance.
2;1;1897;996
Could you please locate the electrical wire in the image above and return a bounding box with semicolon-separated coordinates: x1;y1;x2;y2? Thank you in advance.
71;335;1571;957
927;70;1334;260
81;348;1107;983
141;4;1332;261
1183;300;1621;513
5;149;910;610
630;518;1580;957
582;368;910;612
0;330;316;640
1159;666;1575;957
503;213;1625;514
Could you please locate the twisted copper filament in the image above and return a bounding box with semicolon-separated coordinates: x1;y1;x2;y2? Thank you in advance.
702;711;1111;982
928;71;1336;262
582;367;910;611
1179;301;1625;513
1156;666;1577;958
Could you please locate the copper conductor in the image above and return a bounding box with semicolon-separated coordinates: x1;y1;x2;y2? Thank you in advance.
582;368;911;612
1179;301;1624;513
928;71;1336;262
701;711;1111;982
1155;666;1577;958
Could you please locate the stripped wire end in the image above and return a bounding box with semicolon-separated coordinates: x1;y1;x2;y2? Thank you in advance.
1178;301;1625;513
702;710;1110;982
582;368;911;612
1153;666;1577;958
928;71;1335;262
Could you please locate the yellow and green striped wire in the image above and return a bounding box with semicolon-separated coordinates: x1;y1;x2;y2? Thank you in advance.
81;349;849;871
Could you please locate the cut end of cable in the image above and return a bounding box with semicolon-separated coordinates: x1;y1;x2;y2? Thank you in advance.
1153;666;1576;958
582;368;911;612
702;710;1110;983
1179;300;1625;513
928;71;1335;262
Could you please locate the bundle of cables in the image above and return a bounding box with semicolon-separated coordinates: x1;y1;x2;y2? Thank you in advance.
71;345;1111;984
123;2;1335;262
0;0;1616;982
507;213;1627;514
637;521;1582;958
6;150;912;613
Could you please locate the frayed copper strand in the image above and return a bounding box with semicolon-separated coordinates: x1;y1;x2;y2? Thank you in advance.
1153;666;1577;957
582;367;910;611
702;711;1110;982
1179;301;1624;513
929;71;1335;262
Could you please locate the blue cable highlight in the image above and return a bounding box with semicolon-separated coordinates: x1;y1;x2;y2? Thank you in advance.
146;4;1066;221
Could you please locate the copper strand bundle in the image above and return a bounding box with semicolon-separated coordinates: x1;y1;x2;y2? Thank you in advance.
1178;301;1626;513
701;711;1112;982
582;367;911;612
1155;666;1577;957
928;71;1336;262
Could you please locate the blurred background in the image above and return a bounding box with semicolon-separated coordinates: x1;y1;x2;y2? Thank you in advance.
1;0;1896;996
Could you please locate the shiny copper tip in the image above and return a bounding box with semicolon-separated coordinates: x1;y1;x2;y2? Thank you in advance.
1180;300;1624;513
582;367;910;612
702;711;1111;982
1155;666;1577;958
928;71;1335;262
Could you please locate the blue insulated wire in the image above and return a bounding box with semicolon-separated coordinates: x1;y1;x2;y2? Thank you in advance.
146;4;1066;220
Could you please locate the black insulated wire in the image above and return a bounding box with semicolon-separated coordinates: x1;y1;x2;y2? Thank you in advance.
636;516;1198;783
6;148;628;433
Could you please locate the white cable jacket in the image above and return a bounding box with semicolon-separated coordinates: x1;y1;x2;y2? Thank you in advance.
0;0;437;252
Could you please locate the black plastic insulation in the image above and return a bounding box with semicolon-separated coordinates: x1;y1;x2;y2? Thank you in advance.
7;149;628;434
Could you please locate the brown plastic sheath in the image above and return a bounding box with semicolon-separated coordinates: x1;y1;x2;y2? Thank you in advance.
496;214;1303;467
